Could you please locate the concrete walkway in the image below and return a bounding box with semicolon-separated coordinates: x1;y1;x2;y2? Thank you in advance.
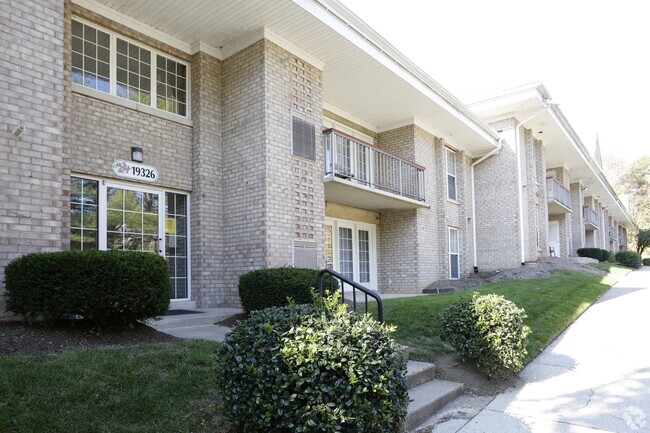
457;267;650;433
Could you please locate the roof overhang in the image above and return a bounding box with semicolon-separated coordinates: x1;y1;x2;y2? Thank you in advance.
75;0;499;156
469;82;635;228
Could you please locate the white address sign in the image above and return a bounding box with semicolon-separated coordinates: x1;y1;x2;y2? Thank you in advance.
112;160;159;183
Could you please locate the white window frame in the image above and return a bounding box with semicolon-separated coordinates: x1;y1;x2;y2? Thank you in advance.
71;16;191;119
448;226;460;280
445;148;457;201
325;217;378;291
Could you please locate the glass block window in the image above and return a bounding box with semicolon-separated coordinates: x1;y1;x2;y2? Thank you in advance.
71;18;189;118
70;177;98;250
71;20;110;93
116;38;151;105
165;192;188;299
446;148;457;201
156;56;187;116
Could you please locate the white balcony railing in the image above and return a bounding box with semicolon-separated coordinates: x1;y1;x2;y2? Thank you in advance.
546;178;572;210
324;129;425;202
583;207;598;228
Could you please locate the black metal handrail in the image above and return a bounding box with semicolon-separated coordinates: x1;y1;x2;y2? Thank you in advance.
316;268;384;323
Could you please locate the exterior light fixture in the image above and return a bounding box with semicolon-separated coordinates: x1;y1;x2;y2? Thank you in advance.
131;146;143;163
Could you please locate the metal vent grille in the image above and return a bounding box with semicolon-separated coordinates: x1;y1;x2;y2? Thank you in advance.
292;240;318;269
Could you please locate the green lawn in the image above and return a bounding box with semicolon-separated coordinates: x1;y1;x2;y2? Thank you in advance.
0;264;634;432
383;265;632;363
0;340;224;433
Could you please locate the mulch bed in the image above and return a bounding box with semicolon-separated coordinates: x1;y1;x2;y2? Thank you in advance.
0;318;178;357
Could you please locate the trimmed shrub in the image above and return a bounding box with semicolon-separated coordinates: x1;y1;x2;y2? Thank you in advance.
238;267;338;313
441;292;531;379
4;250;170;327
615;251;643;269
643;258;650;266
577;248;610;262
607;253;617;263
217;296;408;433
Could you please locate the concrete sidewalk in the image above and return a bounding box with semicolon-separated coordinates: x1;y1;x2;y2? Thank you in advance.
455;267;650;433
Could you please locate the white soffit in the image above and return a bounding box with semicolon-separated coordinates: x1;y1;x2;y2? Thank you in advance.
470;85;633;226
84;0;498;155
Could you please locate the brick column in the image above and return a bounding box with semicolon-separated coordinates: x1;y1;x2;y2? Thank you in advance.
1;0;67;314
570;183;585;256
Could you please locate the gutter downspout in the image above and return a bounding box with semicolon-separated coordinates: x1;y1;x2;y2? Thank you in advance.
514;104;554;264
471;138;503;273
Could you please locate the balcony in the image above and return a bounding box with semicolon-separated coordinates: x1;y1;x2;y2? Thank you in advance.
323;129;427;210
619;234;626;245
583;207;598;230
609;227;618;240
546;178;572;215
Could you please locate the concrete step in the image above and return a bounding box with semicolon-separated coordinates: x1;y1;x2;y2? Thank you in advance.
406;361;437;389
151;307;242;330
405;378;464;432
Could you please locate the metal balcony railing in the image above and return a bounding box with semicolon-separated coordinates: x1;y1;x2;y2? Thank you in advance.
546;178;572;210
609;227;618;240
583;207;598;228
324;129;425;202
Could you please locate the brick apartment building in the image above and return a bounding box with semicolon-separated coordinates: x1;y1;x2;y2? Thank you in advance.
0;0;634;312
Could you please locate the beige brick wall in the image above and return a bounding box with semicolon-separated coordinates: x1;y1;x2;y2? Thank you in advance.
374;125;473;293
474;118;521;270
570;182;585;256
190;51;227;306
1;0;68;315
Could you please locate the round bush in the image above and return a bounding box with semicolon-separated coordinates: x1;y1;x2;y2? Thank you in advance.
615;251;643;269
238;267;338;313
216;297;408;433
441;292;531;379
4;250;170;327
577;248;610;262
643;258;650;266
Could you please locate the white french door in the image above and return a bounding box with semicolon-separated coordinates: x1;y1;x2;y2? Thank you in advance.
325;218;377;290
98;181;165;255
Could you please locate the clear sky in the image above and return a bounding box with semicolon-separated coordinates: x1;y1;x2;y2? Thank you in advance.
341;0;649;163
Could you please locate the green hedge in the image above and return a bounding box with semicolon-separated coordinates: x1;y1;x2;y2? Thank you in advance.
643;258;650;266
441;292;531;379
615;251;643;269
217;296;408;433
238;267;338;313
576;248;610;262
4;250;170;327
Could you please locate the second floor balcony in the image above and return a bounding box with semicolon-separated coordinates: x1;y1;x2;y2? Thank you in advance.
546;178;572;215
583;207;598;230
323;129;427;210
609;227;618;240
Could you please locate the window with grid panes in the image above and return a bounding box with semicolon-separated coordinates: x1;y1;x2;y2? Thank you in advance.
446;148;457;201
70;177;99;250
71;19;188;118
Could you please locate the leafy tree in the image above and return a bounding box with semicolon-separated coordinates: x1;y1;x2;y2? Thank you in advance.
619;156;650;230
636;229;650;255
